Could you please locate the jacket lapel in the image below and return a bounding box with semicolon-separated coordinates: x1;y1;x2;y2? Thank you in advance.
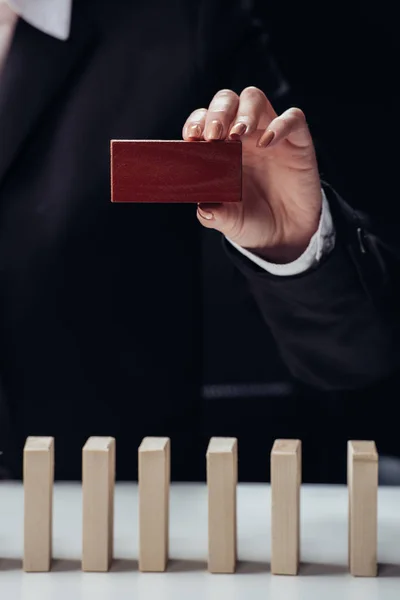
0;6;96;185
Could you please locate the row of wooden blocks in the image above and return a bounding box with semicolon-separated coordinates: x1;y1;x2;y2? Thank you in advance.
22;436;378;577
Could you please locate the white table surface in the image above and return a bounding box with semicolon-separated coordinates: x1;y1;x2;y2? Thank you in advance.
1;482;400;599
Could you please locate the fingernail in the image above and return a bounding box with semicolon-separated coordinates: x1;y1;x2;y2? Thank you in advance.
207;120;223;140
230;122;247;138
197;205;214;220
187;123;202;138
257;130;275;148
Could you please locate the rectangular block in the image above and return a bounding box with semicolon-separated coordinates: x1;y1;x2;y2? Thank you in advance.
82;436;116;572
138;437;170;572
23;436;54;572
207;437;238;573
270;439;301;575
347;440;378;577
110;140;242;203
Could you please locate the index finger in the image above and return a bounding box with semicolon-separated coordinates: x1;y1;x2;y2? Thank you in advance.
182;108;207;140
204;89;239;140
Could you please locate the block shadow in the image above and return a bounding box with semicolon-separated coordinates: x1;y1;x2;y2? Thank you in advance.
236;560;269;574
52;559;81;572
299;562;348;576
53;558;139;573
378;563;400;578
238;561;347;576
167;559;206;572
110;559;138;572
0;558;23;571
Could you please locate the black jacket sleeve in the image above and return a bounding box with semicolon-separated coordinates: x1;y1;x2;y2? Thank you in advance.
225;184;400;391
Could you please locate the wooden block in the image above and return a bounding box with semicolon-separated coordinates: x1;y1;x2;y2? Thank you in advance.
138;437;170;572
110;140;242;203
206;437;238;573
23;436;54;572
82;436;116;572
347;440;378;577
270;439;301;575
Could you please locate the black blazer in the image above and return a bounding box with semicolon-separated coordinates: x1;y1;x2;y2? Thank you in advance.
0;0;287;480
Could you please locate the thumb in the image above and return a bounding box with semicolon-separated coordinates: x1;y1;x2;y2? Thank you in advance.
196;202;241;235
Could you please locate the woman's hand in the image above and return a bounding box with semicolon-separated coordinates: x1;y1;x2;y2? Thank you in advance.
182;87;322;263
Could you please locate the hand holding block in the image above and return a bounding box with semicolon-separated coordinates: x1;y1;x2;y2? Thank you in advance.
271;439;301;575
82;437;116;572
207;437;238;573
23;436;54;572
347;440;378;577
138;437;170;572
110;140;242;203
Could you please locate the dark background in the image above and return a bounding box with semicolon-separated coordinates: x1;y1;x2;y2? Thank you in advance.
1;0;398;484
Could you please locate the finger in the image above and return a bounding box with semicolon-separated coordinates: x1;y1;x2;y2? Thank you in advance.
257;107;312;149
182;108;207;140
204;89;239;141
197;203;221;226
196;202;240;236
229;86;277;138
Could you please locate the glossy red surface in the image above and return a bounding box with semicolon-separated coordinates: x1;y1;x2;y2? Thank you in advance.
110;140;242;203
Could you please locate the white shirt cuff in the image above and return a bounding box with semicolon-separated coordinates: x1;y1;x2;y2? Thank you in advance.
227;188;336;276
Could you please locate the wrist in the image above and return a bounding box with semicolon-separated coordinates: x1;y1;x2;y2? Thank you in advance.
248;201;322;264
242;218;320;264
252;238;313;264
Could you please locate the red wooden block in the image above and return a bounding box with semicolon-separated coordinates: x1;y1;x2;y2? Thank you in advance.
110;140;242;204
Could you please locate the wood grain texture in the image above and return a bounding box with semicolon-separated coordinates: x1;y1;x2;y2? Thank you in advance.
347;440;378;577
23;436;54;572
138;437;170;572
110;140;242;203
206;437;238;573
82;436;116;572
271;439;301;575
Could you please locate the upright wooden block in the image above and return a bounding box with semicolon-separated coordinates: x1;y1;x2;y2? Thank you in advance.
270;439;301;575
23;436;54;572
347;440;378;577
82;436;116;572
110;140;242;204
206;437;238;573
138;437;170;572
